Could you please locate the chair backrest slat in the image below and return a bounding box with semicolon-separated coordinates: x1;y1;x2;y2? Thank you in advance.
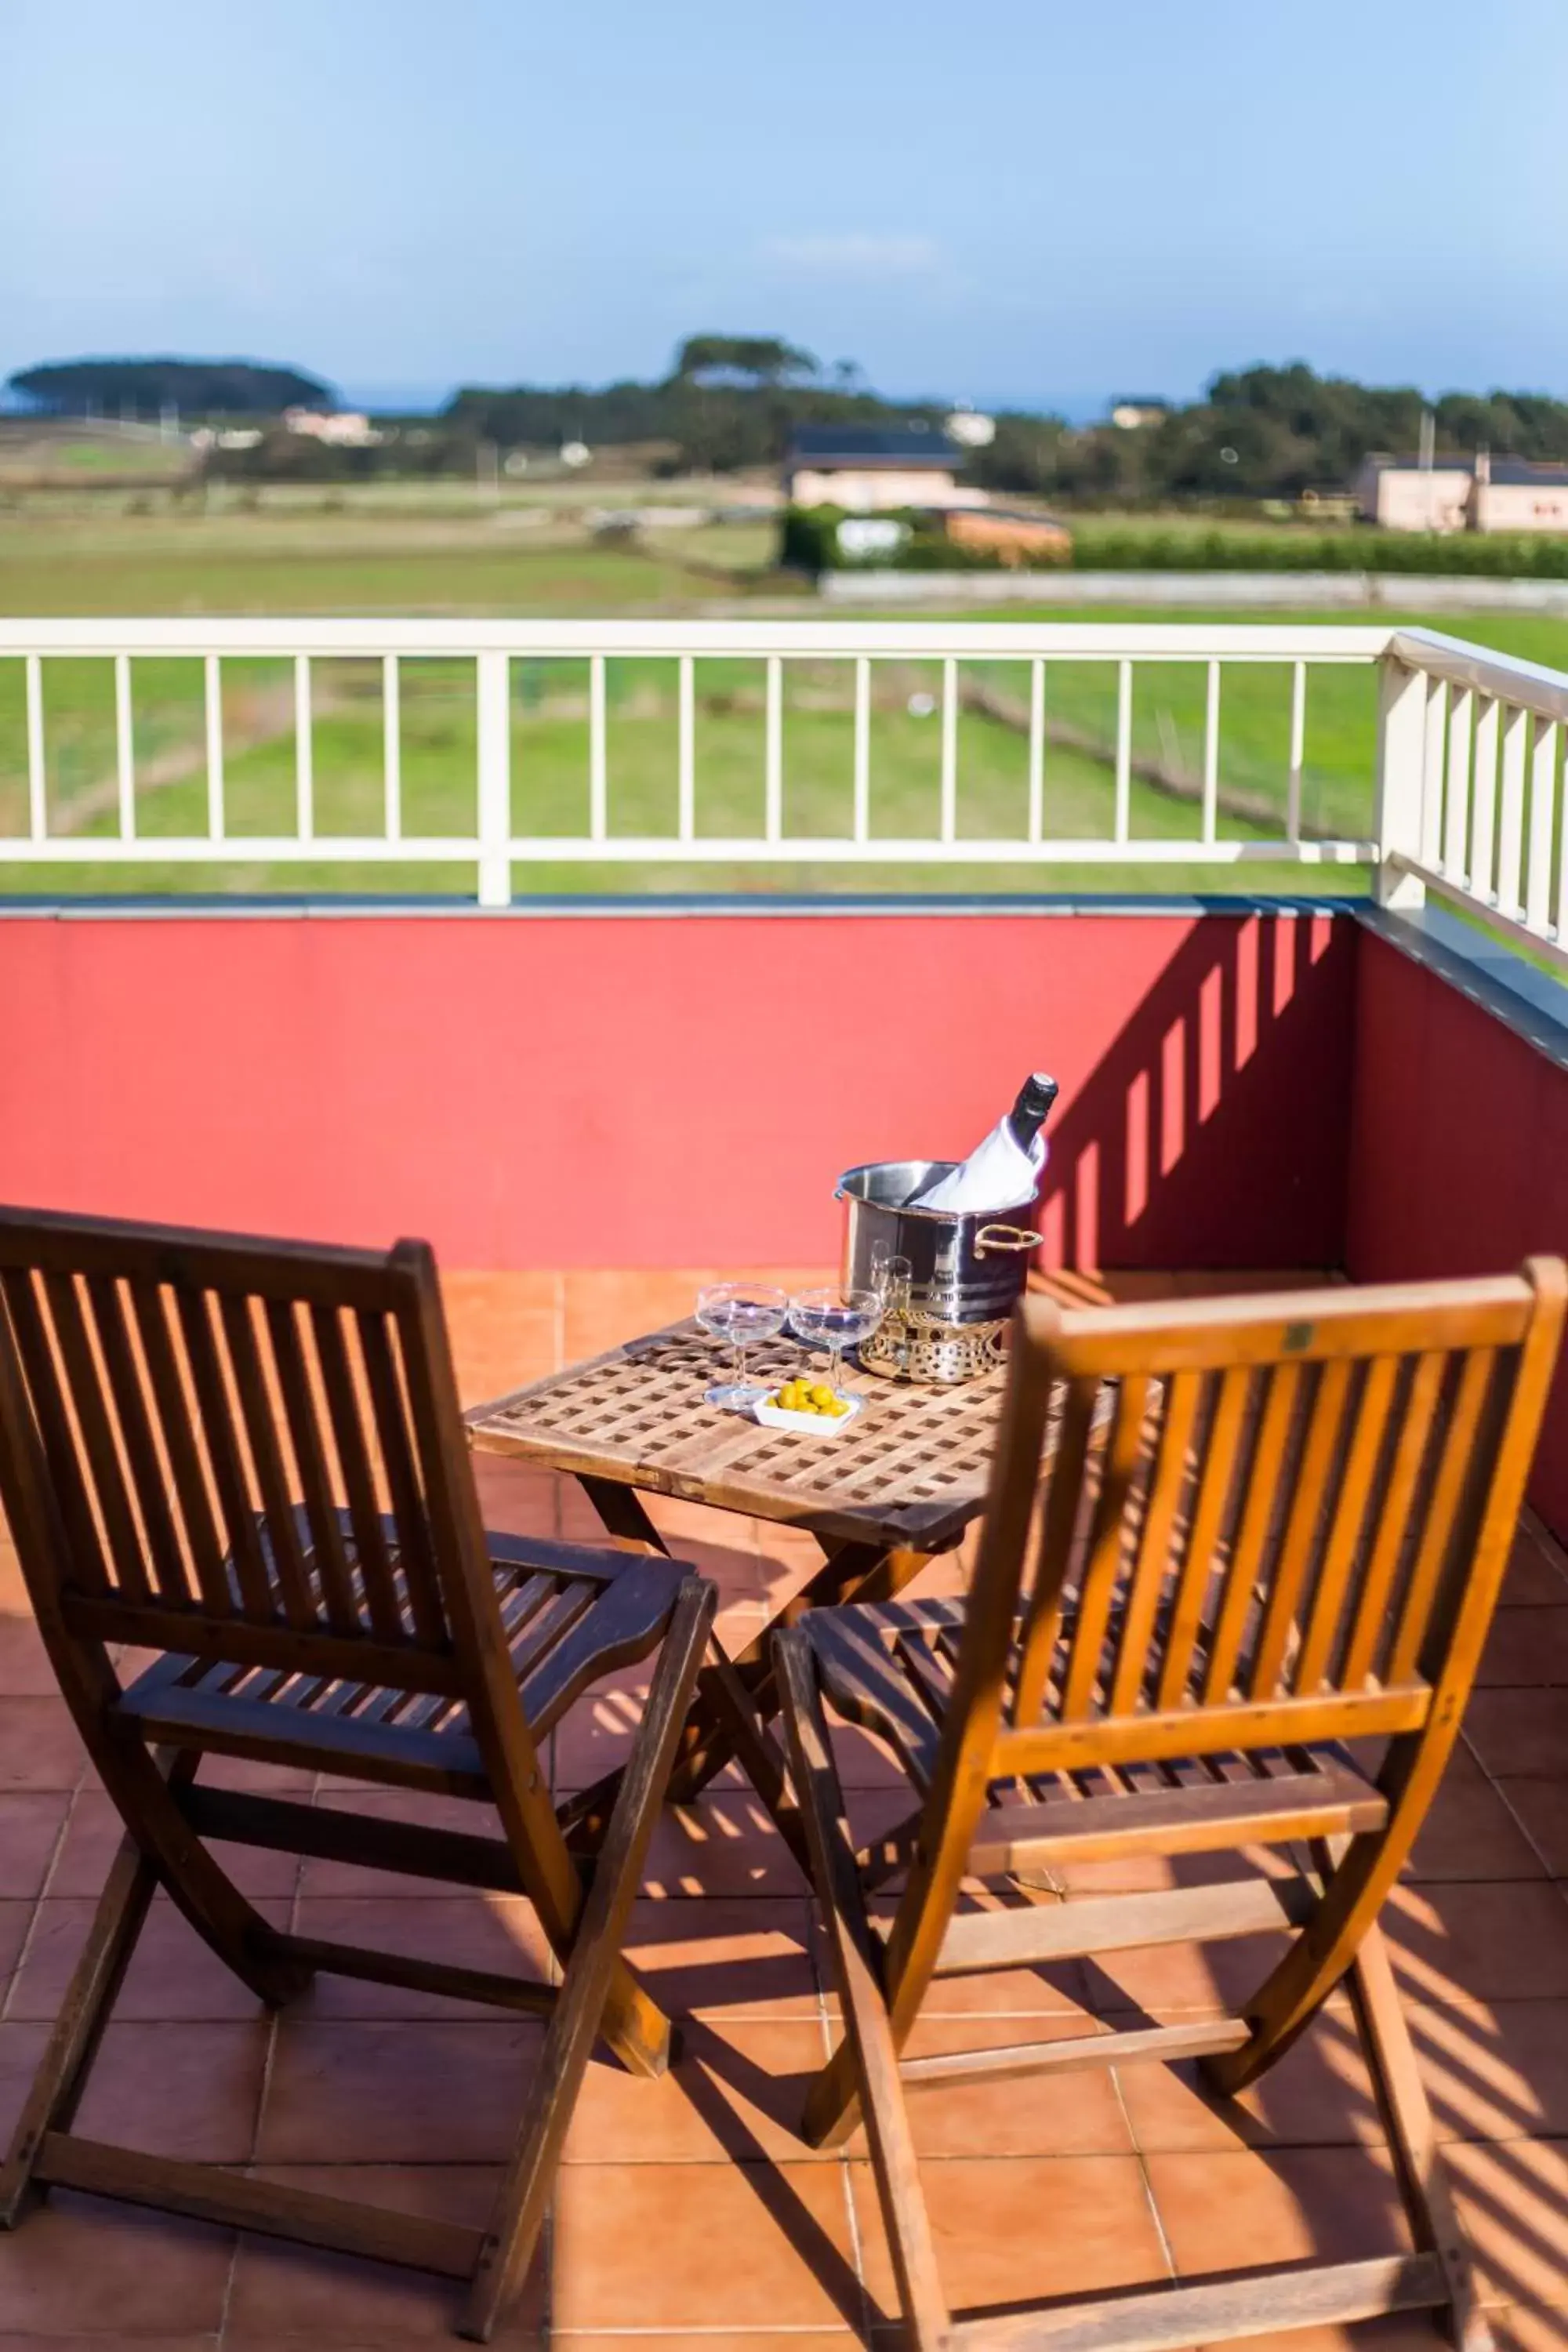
357;1308;446;1650
172;1283;274;1618
1387;1345;1497;1686
1059;1373;1150;1719
1154;1361;1248;1708
1011;1379;1095;1724
88;1273;192;1604
1109;1367;1202;1715
1248;1355;1353;1700
129;1276;230;1611
309;1301;401;1642
217;1292;317;1629
1339;1348;1445;1686
1202;1359;1300;1703
263;1295;361;1634
1;1267;111;1594
1293;1353;1398;1692
42;1269;151;1603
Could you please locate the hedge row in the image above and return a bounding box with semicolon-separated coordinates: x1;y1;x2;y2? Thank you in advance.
779;506;1568;580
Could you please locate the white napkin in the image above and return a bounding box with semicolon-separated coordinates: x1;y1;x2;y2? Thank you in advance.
909;1118;1046;1214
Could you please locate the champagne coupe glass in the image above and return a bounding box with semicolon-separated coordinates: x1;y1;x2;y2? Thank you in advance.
695;1282;788;1410
788;1286;884;1402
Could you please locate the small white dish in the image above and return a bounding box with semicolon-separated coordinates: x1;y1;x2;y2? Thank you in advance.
753;1391;866;1436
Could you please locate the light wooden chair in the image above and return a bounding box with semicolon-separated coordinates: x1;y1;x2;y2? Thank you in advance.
775;1262;1566;2352
0;1205;716;2341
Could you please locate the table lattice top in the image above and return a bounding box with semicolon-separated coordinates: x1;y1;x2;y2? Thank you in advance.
464;1320;1010;1552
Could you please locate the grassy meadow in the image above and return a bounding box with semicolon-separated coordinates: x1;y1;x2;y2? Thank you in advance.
1;492;1565;899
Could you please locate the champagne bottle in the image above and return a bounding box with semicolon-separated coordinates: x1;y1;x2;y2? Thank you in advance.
909;1073;1058;1214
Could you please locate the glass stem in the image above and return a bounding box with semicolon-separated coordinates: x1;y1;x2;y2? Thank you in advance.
735;1341;748;1393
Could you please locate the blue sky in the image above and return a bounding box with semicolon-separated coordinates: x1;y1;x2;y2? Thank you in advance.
5;0;1566;414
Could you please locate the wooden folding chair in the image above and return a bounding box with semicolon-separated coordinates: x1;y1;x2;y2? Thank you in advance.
775;1261;1566;2352
0;1205;716;2340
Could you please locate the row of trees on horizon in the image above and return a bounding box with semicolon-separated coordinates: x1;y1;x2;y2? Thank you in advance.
11;341;1568;503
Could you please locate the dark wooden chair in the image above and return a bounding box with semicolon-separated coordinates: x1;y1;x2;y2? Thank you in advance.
0;1205;716;2340
775;1262;1566;2352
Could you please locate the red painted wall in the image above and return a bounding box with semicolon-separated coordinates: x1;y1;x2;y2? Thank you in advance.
0;908;1355;1273
1347;929;1568;1539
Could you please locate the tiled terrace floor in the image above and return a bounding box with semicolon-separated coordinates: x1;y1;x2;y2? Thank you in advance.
1;1269;1566;2350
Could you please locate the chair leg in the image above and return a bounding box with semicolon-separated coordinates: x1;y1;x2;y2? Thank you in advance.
1347;1922;1492;2352
0;1826;158;2226
460;1576;716;2343
775;1630;950;2352
97;1733;313;2009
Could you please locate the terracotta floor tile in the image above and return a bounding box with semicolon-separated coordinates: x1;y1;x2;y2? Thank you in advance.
1466;1693;1568;1779
471;1456;567;1537
0;1895;37;1995
48;1785;299;1900
852;2151;1166;2323
1495;1779;1568;1877
0;1788;67;1900
1410;1998;1568;2142
1446;2136;1568;2313
1407;1756;1549;1882
8;1894;293;2022
550;2158;863;2334
1084;1929;1297;2020
1480;1608;1568;1689
1114;2002;1379;2153
0;1617;59;1697
1493;2311;1568;2352
621;1895;822;2018
557;2337;860;2351
257;2017;543;2162
62;2018;272;2161
289;1894;554;2017
1501;1527;1568;1606
0;2190;234;2333
564;2014;832;2164
1387;1880;1568;2003
633;1791;811;1901
227;2162;544;2343
1145;2143;1408;2276
0;1697;85;1792
891;2016;1135;2157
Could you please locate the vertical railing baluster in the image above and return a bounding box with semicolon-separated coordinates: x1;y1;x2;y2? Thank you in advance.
383;654;401;840
294;654;314;840
25;654;45;840
114;653;136;840
677;655;695;842
1115;658;1133;844
940;657;957;842
1497;702;1528;916
1202;659;1221;844
588;652;607;841
1555;722;1568;942
475;651;512;907
1470;695;1499;902
1027;659;1044;844
1526;715;1558;933
1442;686;1472;881
1419;676;1446;867
853;657;870;843
204;653;225;839
764;655;783;843
1286;659;1305;844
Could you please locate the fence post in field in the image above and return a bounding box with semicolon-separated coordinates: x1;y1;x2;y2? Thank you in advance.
1372;655;1428;910
476;651;513;908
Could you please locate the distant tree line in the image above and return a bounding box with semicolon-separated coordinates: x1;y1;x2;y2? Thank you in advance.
7;357;334;416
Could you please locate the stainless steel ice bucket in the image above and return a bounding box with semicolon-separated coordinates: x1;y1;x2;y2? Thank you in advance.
835;1159;1040;1381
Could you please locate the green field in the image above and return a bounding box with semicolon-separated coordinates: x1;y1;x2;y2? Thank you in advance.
2;504;1564;900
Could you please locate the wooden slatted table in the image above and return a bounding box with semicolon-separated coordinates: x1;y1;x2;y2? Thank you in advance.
466;1319;1010;1817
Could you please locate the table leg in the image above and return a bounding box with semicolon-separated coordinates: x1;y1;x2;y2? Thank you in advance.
578;1476;672;1556
663;1539;937;1807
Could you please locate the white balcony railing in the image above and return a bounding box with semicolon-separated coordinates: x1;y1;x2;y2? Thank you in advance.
0;618;1563;969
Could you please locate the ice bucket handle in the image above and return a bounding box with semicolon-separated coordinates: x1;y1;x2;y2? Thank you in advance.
974;1223;1041;1258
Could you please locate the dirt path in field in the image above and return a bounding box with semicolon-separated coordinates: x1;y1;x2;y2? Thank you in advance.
49;677;334;834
